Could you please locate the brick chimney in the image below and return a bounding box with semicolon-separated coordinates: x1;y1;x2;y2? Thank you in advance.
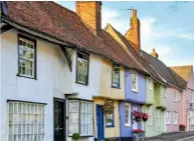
125;9;141;53
150;48;159;59
76;1;102;33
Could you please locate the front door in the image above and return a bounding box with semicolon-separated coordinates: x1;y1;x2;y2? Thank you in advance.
164;111;167;132
96;105;104;140
54;98;65;141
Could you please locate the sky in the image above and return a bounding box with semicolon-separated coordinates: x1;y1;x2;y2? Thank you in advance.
56;1;194;67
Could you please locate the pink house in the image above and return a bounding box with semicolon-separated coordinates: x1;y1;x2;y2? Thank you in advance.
170;65;194;131
165;87;182;132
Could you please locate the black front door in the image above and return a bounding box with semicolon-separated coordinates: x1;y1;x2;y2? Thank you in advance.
54;98;65;141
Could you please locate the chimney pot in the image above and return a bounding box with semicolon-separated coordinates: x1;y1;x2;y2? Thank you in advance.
132;9;137;17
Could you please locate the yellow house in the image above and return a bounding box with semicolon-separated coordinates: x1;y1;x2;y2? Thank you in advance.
93;58;125;140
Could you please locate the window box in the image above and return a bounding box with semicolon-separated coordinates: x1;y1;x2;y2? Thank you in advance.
179;124;185;131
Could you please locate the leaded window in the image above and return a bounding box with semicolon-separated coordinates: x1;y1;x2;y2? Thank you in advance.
18;36;36;78
76;52;89;85
112;63;120;88
8;101;45;141
69;100;92;136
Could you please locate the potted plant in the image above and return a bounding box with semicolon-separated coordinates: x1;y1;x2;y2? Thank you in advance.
72;133;80;141
142;113;148;122
179;124;185;131
133;111;143;122
133;129;145;141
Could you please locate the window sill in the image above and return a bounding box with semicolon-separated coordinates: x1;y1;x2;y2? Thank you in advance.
68;135;93;137
106;125;115;128
76;81;88;86
125;124;131;127
16;74;37;80
132;89;138;93
111;86;121;89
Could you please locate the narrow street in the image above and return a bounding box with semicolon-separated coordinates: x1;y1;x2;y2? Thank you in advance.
145;132;194;141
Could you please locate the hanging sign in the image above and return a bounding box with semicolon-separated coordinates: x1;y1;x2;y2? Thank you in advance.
103;99;114;111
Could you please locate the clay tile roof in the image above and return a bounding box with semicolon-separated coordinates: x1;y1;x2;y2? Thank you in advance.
141;50;186;89
169;65;193;87
2;1;147;73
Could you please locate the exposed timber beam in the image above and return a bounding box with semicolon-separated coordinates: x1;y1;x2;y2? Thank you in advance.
60;45;72;72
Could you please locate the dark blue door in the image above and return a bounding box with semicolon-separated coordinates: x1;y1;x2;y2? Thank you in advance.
96;105;104;140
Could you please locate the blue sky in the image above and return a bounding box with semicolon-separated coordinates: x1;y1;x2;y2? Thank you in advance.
56;1;194;67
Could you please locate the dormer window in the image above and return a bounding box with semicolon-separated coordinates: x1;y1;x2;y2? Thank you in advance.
112;63;120;88
132;71;138;92
76;51;89;85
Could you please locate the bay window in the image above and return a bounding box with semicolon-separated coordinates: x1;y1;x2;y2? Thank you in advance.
8;101;45;141
18;35;36;78
76;51;89;85
68;100;93;136
112;63;120;88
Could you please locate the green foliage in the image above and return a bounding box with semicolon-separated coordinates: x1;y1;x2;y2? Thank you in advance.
72;133;80;141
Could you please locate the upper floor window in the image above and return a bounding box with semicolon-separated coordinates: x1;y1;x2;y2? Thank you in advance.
112;63;120;88
164;86;167;98
132;71;138;92
18;35;36;78
76;51;89;85
148;78;153;90
191;93;194;103
175;91;180;102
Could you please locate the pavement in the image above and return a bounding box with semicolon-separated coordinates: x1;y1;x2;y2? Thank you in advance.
145;132;194;141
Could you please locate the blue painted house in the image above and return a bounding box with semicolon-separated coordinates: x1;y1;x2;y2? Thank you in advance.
119;69;147;137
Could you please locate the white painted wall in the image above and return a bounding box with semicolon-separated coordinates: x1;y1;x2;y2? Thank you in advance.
70;51;102;100
0;29;72;141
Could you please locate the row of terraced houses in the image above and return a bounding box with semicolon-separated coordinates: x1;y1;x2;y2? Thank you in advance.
1;1;194;141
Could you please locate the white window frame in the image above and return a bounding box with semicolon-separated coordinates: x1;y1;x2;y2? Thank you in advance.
191;93;194;103
76;51;89;85
174;91;178;103
164;86;167;98
166;111;171;124
7;101;45;141
68;100;93;136
18;36;36;78
131;71;138;92
157;110;161;127
148;106;153;126
148;78;153;90
124;103;131;126
173;112;178;125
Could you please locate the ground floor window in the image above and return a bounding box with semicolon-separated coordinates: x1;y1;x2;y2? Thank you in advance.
105;110;114;127
68;100;93;136
148;106;153;126
166;111;171;124
124;103;131;126
156;110;161;127
8;101;45;141
173;112;178;125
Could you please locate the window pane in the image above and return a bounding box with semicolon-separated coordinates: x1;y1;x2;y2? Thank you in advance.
77;52;88;84
112;63;120;87
8;102;45;141
18;37;35;77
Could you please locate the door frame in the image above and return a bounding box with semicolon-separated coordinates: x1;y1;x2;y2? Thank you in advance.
96;104;104;140
53;97;66;141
